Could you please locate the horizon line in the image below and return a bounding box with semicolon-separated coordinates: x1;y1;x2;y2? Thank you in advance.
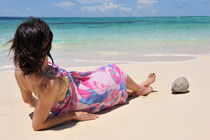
0;15;210;18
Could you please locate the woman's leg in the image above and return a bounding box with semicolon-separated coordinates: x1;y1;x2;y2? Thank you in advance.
126;73;156;96
141;73;156;87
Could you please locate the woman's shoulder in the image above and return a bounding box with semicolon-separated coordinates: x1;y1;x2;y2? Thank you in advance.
14;68;24;85
38;75;67;98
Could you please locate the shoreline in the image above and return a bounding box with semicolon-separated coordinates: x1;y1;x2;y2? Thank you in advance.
0;53;205;72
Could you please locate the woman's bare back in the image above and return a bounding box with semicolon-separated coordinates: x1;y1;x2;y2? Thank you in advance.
15;67;67;104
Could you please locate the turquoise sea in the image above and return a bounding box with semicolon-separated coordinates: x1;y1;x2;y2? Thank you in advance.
0;16;210;71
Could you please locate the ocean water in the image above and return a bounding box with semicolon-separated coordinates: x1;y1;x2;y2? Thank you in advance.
0;16;210;71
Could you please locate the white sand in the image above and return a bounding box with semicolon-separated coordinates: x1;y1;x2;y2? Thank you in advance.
0;55;210;140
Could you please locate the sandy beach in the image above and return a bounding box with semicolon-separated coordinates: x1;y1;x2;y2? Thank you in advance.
0;55;210;140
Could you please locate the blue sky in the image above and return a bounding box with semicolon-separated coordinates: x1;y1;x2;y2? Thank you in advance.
0;0;210;17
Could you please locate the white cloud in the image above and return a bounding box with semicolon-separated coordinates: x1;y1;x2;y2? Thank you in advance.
0;9;21;16
82;2;118;12
133;0;158;16
77;0;112;4
119;7;132;12
137;0;158;5
26;8;31;12
52;1;75;8
82;2;132;12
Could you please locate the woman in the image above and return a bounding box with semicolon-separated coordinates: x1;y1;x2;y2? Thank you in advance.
10;18;156;131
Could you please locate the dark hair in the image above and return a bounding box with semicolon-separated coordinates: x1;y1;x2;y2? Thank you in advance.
10;17;54;75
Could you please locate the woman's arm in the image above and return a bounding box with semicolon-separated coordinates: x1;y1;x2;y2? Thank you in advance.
32;78;98;131
20;89;37;107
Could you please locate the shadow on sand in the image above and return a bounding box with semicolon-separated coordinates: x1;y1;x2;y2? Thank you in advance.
28;95;138;131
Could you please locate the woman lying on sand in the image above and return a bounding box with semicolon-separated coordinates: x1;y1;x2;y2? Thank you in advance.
9;18;156;131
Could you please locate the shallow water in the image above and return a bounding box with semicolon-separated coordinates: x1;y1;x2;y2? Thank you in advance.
1;16;210;70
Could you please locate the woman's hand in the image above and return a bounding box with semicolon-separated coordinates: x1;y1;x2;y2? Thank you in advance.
73;111;99;121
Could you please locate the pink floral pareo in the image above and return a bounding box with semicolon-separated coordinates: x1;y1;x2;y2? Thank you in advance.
50;64;128;115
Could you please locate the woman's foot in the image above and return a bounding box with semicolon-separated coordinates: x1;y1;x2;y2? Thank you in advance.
141;73;156;87
133;86;153;96
134;86;153;96
126;74;156;97
141;86;153;96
